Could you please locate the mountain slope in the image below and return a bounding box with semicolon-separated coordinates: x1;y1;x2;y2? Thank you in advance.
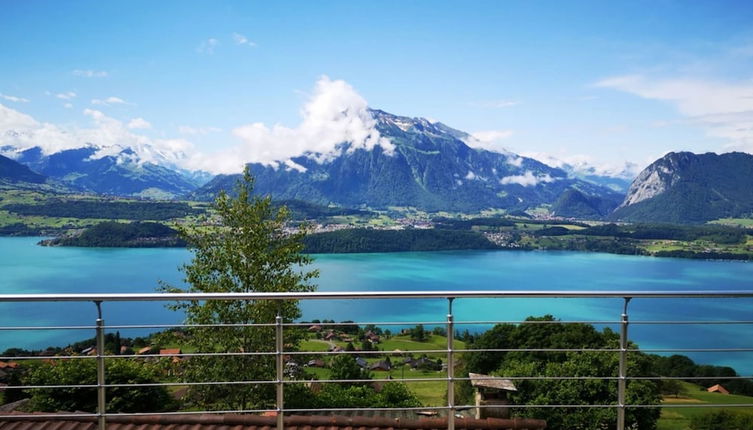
195;110;623;212
551;189;621;219
611;152;753;223
15;146;197;198
0;154;46;184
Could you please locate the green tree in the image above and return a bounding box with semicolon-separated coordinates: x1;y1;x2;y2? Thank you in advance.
499;350;660;430
330;353;371;384
409;324;427;342
161;169;318;410
23;358;173;413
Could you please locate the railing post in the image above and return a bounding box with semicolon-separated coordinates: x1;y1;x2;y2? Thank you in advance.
617;297;631;430
447;298;455;430
94;301;106;430
276;313;284;430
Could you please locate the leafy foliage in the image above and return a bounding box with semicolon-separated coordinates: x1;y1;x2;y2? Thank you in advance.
43;221;184;247
160;169;318;410
690;410;753;430
303;228;498;253
464;316;661;430
329;353;371;384
23;358;173;413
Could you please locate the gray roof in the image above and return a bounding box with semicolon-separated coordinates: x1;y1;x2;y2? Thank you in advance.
469;373;517;392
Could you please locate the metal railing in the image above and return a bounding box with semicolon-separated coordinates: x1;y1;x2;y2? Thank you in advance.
0;290;752;430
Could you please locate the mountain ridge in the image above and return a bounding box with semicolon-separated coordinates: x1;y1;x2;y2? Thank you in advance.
193;109;624;213
612;151;753;223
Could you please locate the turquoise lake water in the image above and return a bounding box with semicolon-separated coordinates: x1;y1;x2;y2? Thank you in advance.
0;236;751;374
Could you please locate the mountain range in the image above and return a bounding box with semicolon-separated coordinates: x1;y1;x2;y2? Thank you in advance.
193;110;625;213
3;108;753;224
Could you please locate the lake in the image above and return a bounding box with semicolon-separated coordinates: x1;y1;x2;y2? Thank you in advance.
1;236;751;374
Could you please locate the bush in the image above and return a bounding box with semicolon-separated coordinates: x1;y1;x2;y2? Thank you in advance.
23;358;173;413
690;410;753;430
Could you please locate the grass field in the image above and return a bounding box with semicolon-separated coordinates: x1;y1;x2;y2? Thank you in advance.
299;334;464;405
709;218;753;227
657;381;753;430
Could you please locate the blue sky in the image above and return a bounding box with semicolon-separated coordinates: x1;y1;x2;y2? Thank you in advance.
1;1;752;174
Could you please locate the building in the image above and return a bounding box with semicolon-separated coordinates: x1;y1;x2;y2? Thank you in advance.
469;373;518;419
707;384;730;394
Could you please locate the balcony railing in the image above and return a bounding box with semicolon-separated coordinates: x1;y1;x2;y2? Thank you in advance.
0;290;752;430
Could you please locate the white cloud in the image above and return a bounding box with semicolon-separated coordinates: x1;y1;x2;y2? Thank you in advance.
178;125;223;135
91;96;129;106
469;99;520;109
0;102;80;154
196;38;219;54
522;151;642;179
128;118;152;130
63;103;73;109
56;91;77;100
0;102;194;169
0;93;29;103
595;74;753;153
500;171;555;187
187;76;394;174
462;130;515;154
72;69;108;78
232;32;256;47
1;77;394;175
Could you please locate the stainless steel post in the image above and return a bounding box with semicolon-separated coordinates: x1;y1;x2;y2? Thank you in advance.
617;297;631;430
95;301;106;430
276;314;284;430
447;298;455;430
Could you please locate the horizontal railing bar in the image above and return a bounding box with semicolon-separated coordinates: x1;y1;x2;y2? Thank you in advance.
2;383;99;390
96;319;753;330
633;404;753;408
629;320;753;325
96;409;277;417
0;325;96;331
0;355;93;361
639;348;753;352
106;323;277;329
9;403;753;420
452;348;622;353
453;320;621;325
629;376;753;380
286;321;446;327
286;349;445;355
0;290;751;302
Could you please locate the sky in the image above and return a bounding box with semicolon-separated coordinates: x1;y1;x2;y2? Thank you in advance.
1;0;753;175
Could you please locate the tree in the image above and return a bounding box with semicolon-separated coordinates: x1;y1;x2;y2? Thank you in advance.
330;353;371;384
160;169;318;410
409;324;427;342
499;350;661;430
23;358;173;413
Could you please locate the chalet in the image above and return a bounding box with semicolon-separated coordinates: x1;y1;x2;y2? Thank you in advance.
323;331;338;341
707;384;730;394
469;373;517;419
369;360;392;371
306;359;325;368
159;348;182;364
364;330;381;343
355;357;368;369
307;324;322;332
137;346;154;355
0;361;18;370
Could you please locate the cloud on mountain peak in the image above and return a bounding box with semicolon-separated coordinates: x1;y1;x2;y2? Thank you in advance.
189;76;394;173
